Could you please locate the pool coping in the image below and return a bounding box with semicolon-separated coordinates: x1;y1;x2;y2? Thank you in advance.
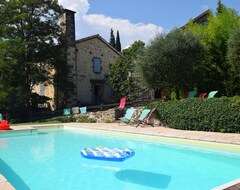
0;174;15;190
211;179;240;190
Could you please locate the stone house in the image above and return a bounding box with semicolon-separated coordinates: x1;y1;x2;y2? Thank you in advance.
75;34;121;106
33;9;121;110
181;9;210;29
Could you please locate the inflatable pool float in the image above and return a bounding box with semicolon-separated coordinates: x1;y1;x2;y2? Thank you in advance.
81;146;134;162
0;120;10;130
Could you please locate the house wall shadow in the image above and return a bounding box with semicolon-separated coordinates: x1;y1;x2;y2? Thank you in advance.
115;169;171;189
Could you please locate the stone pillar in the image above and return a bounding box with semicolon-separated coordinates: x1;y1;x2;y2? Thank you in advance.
60;9;78;107
60;9;76;46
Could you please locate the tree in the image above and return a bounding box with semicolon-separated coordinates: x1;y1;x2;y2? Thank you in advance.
137;29;204;99
227;25;240;95
109;28;116;48
109;41;145;100
0;0;64;120
115;30;121;52
186;5;239;95
217;0;226;15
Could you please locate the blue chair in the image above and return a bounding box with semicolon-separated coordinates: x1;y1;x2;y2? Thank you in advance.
118;107;136;125
63;108;71;116
0;113;2;122
80;107;87;114
188;91;196;98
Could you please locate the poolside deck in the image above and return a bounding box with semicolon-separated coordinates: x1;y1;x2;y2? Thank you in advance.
3;122;240;145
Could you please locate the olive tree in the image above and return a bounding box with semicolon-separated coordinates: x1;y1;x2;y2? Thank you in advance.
137;29;204;99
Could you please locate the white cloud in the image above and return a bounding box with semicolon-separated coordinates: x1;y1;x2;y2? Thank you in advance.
58;0;165;48
59;0;89;15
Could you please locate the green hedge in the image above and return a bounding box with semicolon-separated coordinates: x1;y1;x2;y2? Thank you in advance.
150;96;240;133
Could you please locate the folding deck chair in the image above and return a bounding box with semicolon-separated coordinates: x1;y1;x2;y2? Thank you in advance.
118;107;136;125
135;108;158;127
117;97;126;110
207;91;218;98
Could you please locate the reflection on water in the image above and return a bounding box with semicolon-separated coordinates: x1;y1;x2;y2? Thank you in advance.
115;169;171;189
30;134;54;162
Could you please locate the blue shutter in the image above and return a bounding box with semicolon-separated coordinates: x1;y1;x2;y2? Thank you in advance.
93;58;101;73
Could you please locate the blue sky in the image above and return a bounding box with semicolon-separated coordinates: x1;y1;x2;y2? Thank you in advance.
59;0;240;48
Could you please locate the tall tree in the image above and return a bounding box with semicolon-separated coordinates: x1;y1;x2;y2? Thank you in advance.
227;25;240;95
109;41;145;100
217;0;226;15
109;28;116;48
137;29;204;99
0;0;64;119
115;30;121;52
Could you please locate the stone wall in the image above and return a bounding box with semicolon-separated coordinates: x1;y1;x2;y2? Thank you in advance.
74;107;160;125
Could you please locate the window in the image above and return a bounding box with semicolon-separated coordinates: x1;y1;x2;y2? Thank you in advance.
93;57;101;73
40;83;45;96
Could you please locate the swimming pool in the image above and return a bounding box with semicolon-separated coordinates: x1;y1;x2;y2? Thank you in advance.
0;127;240;190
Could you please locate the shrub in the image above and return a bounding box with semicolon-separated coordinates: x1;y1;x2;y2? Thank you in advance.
150;97;240;133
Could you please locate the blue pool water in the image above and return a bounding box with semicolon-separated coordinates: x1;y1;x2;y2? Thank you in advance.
0;128;240;190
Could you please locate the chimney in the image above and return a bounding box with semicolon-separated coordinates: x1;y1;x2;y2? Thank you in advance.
60;9;76;46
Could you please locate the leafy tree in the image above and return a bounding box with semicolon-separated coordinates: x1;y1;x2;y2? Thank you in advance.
109;41;145;100
137;29;204;99
109;28;115;48
227;25;240;95
186;5;239;95
0;0;64;120
115;30;121;52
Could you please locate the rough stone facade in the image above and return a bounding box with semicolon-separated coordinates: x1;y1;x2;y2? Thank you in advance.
75;35;121;105
32;69;55;110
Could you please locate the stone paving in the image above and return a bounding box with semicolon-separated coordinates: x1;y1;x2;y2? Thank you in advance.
64;122;240;145
3;122;240;145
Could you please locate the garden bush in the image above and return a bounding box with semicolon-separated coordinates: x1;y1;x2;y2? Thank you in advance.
150;96;240;133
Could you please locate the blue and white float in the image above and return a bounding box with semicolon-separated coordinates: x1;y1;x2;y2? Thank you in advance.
81;146;135;162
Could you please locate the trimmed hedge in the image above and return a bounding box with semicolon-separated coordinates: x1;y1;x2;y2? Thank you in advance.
150;96;240;133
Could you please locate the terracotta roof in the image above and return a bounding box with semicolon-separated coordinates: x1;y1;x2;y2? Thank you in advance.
75;34;122;56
